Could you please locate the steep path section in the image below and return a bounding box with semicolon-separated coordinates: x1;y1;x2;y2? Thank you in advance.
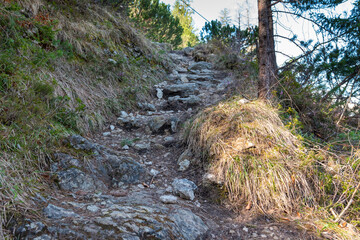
16;49;318;240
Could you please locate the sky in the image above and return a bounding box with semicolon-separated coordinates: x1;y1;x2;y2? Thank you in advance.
160;0;354;65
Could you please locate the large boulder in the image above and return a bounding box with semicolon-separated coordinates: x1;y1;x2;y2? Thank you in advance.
105;154;146;184
56;168;107;192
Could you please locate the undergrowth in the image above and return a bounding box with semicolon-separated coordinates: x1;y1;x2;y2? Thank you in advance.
184;97;360;239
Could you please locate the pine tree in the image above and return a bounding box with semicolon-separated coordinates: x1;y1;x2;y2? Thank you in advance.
129;0;183;47
172;0;198;48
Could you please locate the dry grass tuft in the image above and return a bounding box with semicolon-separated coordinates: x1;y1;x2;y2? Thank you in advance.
185;98;317;214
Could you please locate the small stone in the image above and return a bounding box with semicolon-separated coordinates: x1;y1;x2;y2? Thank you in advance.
103;132;111;136
180;75;189;83
178;159;191;171
165;186;173;193
242;227;249;232
164;136;175;142
150;169;160;176
120;111;128;118
133;143;151;151
144;161;153;166
261;234;267;238
172;178;197;200
33;235;51;240
195;200;201;207
156;88;163;99
238;98;249;104
160;195;178;204
153;143;166;149
229;230;235;234
87;205;99;213
110;125;115;131
108;58;117;64
137;184;145;189
122;145;130;150
252;233;258;238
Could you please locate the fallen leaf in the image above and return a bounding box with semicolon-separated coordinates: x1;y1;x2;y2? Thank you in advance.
245;201;252;210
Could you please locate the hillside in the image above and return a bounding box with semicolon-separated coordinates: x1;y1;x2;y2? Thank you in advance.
1;1;360;240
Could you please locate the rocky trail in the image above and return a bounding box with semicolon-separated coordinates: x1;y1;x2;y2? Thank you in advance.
14;49;319;240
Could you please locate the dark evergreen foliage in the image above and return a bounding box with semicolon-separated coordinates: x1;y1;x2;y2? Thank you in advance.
129;0;183;47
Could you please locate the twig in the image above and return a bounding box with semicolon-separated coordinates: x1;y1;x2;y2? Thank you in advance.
335;181;360;222
330;208;338;218
0;215;4;240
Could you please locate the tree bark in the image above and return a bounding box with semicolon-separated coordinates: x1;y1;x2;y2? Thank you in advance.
258;0;277;99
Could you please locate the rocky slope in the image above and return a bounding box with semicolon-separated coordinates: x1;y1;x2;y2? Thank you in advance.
13;49;319;240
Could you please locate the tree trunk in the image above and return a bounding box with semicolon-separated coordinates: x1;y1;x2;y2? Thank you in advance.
258;0;277;99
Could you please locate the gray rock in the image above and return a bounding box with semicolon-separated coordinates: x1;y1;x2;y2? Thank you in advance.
51;153;81;172
177;149;193;164
168;95;201;105
138;102;156;111
87;205;99;213
33;235;52;240
180;75;189;83
16;221;46;238
103;132;111;136
170;209;208;240
160;195;178;204
187;74;214;81
202;173;220;186
183;47;194;56
43;204;78;219
171;119;178;133
108;58;117;64
121;234;141;240
120;111;128;118
188;61;213;71
178;159;191;171
67;135;102;153
148;116;167;133
172;178;197;200
164;136;175;143
176;66;188;73
56;168;107;192
106;155;146;184
163;83;198;97
168;73;180;81
156;88;163;99
133;143;151;151
150;169;160;176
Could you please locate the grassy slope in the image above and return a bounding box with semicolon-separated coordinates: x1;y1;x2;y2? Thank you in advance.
0;0;172;235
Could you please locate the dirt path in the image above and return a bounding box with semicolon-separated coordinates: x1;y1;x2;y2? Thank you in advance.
15;49;320;240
